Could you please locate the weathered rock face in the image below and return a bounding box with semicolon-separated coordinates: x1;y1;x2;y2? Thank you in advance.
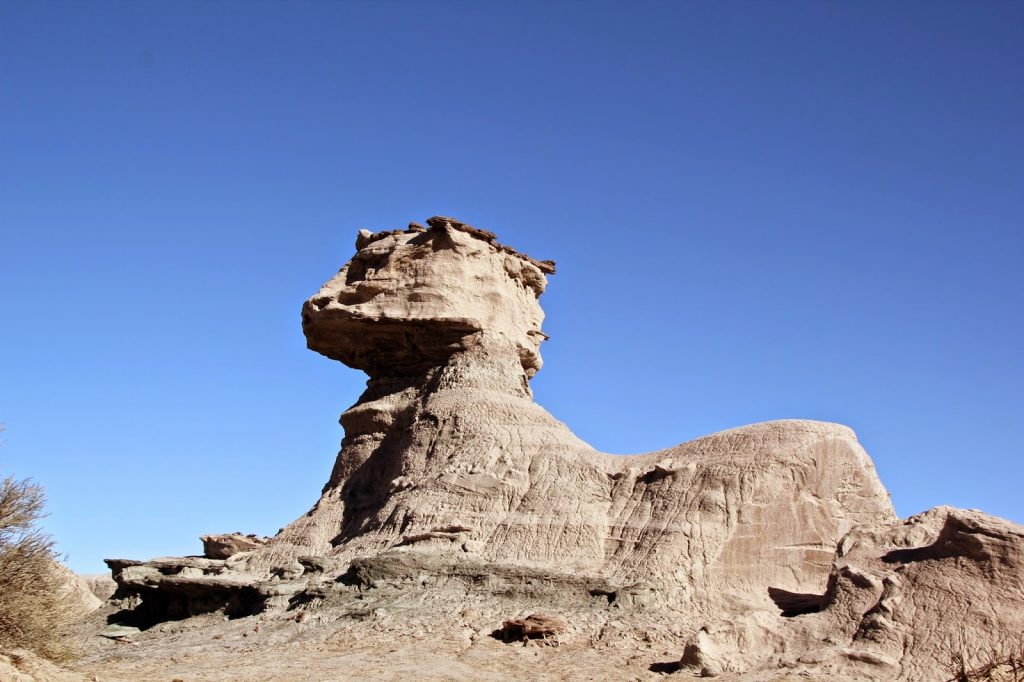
233;218;894;604
79;574;117;602
799;507;1024;680
51;561;102;614
106;217;1023;681
200;533;268;560
695;506;1024;680
302;216;554;379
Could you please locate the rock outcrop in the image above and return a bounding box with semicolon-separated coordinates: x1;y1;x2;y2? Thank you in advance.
51;561;101;614
106;217;1024;681
200;533;269;560
674;506;1024;680
79;574;117;602
0;649;87;682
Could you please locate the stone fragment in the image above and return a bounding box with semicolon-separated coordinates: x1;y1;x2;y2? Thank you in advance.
499;613;567;641
200;533;268;559
98;625;141;640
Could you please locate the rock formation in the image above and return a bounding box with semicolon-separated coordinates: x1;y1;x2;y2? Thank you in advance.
79;574;117;602
106;217;1024;681
200;533;269;560
51;562;102;614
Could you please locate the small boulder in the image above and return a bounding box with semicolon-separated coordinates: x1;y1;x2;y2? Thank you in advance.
498;613;567;642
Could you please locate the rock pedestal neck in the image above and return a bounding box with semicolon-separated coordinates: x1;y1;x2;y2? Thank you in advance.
107;217;1024;681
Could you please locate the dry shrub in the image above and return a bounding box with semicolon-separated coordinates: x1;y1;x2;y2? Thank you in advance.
941;625;1024;682
0;470;80;661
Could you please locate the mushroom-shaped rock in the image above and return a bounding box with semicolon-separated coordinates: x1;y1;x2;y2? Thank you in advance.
102;217;1022;682
302;218;552;378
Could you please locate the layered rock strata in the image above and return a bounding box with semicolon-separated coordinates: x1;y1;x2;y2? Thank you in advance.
107;217;1024;681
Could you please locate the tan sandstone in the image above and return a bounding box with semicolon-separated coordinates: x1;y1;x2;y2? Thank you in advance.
93;217;1023;681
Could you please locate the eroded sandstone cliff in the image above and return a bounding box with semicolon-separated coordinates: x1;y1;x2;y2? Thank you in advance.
105;217;1024;681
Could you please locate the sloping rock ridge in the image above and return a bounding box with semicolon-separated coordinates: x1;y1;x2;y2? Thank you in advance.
105;217;1024;681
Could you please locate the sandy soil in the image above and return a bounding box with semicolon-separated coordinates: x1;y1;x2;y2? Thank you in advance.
68;598;695;682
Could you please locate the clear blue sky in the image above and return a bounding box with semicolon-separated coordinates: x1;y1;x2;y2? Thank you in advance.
1;2;1021;574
